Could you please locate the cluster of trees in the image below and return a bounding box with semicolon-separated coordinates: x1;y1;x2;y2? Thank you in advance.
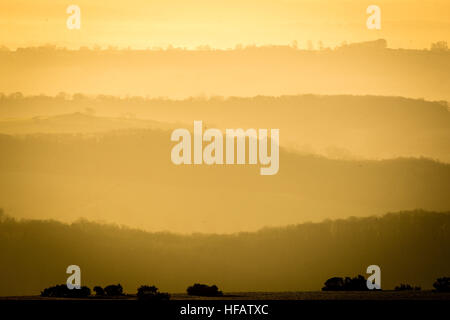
186;284;223;297
40;283;225;299
40;284;170;300
41;284;91;298
392;278;450;292
322;276;450;292
93;284;123;297
433;277;450;292
136;285;170;301
322;275;369;291
430;41;449;52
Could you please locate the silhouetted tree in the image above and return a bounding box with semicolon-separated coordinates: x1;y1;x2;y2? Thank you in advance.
104;284;124;296
93;286;105;296
322;277;344;291
187;284;223;297
344;275;368;291
433;277;450;292
322;275;369;291
137;285;170;301
40;284;91;298
431;41;448;52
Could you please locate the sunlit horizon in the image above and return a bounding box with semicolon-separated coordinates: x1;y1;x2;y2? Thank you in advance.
1;0;449;50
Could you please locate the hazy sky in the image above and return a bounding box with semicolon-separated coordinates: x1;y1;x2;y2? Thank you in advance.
1;0;449;49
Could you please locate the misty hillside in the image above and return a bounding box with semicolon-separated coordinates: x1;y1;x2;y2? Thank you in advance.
0;112;174;134
0;129;449;233
1;94;449;161
0;44;449;100
0;210;448;296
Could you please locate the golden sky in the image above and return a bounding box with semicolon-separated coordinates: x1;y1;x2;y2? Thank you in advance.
1;0;449;49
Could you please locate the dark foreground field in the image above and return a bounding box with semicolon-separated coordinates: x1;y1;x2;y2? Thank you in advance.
2;291;450;301
1;292;449;319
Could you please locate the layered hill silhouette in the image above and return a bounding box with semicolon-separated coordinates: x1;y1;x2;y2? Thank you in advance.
0;43;449;101
0;126;449;233
1;95;449;161
0;210;448;296
0;112;174;134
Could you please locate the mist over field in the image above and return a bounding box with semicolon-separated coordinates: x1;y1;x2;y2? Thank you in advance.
0;36;448;300
0;0;449;304
1;94;450;233
1;94;449;161
0;44;449;101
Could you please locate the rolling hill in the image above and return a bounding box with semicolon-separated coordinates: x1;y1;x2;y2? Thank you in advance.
0;210;448;296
